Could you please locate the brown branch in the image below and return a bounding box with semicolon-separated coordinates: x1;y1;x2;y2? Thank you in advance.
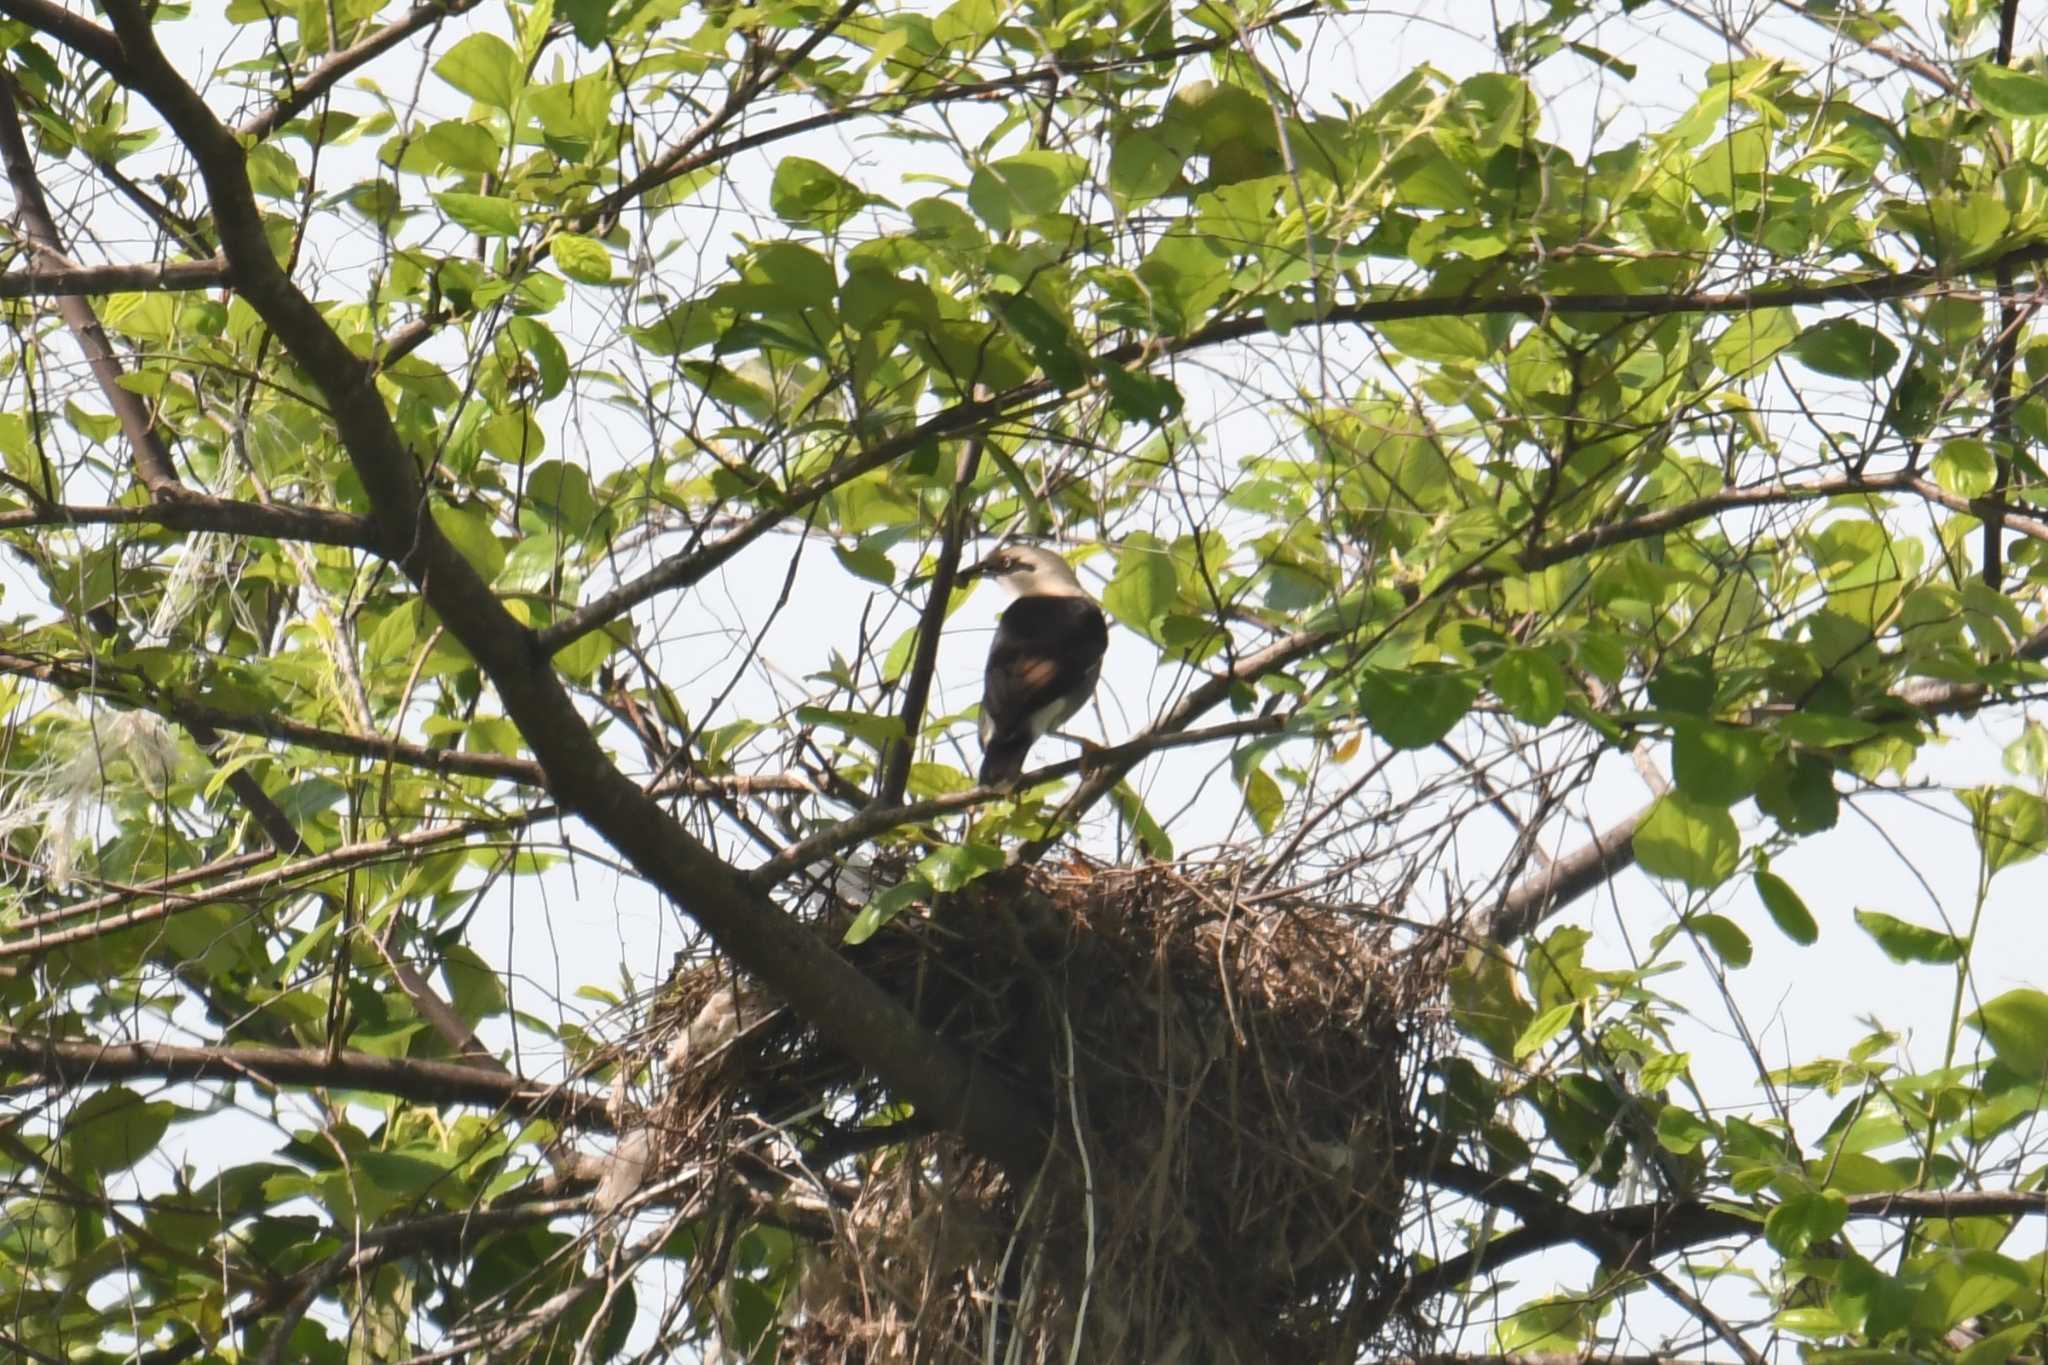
0;809;540;956
0;648;547;785
237;0;484;143
0;0;127;77
0;73;180;493
1414;1158;2048;1304
0;1028;613;1129
77;0;1045;1175
744;716;1289;891
530;391;1052;656
1145;241;2048;365
0;495;372;547
878;424;986;806
0;258;228;297
1481;806;1648;951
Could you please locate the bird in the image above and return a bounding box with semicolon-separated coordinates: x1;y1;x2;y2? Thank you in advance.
973;544;1108;785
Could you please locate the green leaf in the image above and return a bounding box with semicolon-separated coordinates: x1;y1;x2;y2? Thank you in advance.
1689;913;1752;967
797;706;906;753
1754;870;1819;945
1513;1000;1578;1060
1107;128;1185;205
1957;784;2048;875
771;157;870;232
1111;780;1174;859
1492;647;1567;725
1655;1104;1715;1154
844;880;927;945
507;317;568;400
549;233;613;285
967;151;1086;234
432;501;507;580
560;0;615;45
1967;988;2048;1078
994;291;1089;391
833;540;895;586
1853;908;1965;964
436;191;522;237
443;942;508;1025
66;1087;177;1177
1238;761;1282;835
914;842;1004;892
1765;1188;1848;1256
1634;794;1739;890
1934;437;1998;498
1359;665;1480;749
1447;947;1533;1059
1962;1325;2041;1365
1671;722;1770;806
1100;536;1177;634
434;33;522;110
1496;1295;1596;1354
1789;319;1900;380
1973;63;2048;117
1710;307;1796;378
1102;365;1184;423
1756;753;1840;834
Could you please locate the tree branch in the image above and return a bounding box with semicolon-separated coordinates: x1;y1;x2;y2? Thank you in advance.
0;808;543;958
530;391;1054;656
1413;1157;2048;1303
0;495;372;547
0;1028;613;1129
744;716;1289;890
0;257;228;297
0;647;547;785
73;0;1046;1175
236;0;484;143
877;424;985;806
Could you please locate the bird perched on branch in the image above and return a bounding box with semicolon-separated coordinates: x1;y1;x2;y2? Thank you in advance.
972;544;1108;785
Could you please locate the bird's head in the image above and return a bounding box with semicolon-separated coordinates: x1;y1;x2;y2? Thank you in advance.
971;543;1088;598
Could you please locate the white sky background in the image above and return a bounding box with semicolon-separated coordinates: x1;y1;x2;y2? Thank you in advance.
7;0;2048;1359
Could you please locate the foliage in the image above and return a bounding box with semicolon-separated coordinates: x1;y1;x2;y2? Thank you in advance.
0;0;2047;1361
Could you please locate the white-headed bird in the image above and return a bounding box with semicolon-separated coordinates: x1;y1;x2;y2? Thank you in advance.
974;544;1108;785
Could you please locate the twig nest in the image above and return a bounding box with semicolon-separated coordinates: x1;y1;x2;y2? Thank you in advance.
640;856;1446;1363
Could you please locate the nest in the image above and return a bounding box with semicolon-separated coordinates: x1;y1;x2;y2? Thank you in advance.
640;856;1447;1365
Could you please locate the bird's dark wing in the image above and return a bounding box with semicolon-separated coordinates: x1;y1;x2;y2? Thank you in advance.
981;595;1108;752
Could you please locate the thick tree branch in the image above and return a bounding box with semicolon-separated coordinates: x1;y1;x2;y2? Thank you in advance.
70;0;1045;1174
0;1029;613;1129
0;257;227;297
0;495;372;546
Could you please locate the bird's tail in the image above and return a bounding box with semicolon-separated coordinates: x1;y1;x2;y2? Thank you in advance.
978;734;1033;785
